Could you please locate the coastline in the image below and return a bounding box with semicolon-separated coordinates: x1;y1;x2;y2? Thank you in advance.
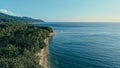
39;32;54;68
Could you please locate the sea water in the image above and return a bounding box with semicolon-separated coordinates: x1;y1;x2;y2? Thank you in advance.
36;22;120;68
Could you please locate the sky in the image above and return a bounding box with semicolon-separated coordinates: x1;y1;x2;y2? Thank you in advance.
0;0;120;22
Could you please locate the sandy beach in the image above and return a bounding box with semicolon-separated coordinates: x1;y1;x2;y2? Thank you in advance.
39;32;54;68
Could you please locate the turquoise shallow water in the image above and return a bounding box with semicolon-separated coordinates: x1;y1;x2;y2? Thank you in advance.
36;22;120;68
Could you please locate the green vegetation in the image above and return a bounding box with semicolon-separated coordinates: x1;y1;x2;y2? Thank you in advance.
0;22;53;68
0;12;44;23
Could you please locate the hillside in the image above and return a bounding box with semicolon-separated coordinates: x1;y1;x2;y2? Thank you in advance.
0;12;44;23
0;23;53;68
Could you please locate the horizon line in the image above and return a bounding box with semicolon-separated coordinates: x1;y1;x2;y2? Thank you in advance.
45;21;120;23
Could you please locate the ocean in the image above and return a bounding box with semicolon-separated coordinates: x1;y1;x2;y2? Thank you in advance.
36;22;120;68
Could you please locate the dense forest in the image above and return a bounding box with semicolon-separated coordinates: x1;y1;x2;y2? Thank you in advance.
0;12;44;23
0;22;53;68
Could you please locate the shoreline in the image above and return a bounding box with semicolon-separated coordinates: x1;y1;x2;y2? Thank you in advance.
39;32;54;68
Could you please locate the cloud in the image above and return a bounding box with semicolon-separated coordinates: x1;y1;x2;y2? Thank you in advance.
0;9;17;16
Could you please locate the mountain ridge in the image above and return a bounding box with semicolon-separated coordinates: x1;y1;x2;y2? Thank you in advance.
0;12;44;23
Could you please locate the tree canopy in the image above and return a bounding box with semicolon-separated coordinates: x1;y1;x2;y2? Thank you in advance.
0;22;53;68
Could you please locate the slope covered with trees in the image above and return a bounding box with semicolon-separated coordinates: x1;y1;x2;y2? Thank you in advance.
0;12;44;23
0;23;53;68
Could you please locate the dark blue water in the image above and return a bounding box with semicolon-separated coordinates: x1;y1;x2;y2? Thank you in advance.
36;22;120;68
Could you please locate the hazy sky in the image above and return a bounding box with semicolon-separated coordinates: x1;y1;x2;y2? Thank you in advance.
0;0;120;22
